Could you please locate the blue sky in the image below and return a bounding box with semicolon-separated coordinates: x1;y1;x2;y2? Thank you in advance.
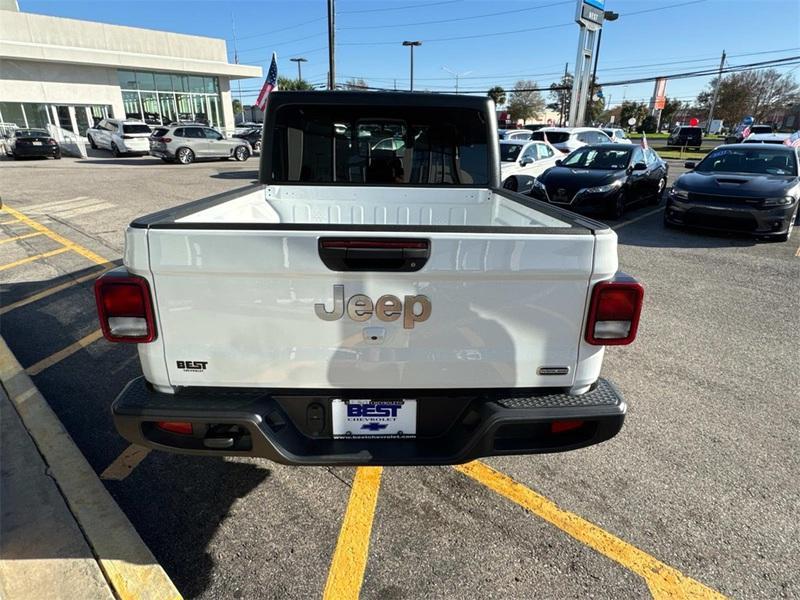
19;0;800;108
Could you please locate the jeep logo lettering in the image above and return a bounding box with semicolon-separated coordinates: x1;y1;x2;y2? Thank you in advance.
315;285;431;329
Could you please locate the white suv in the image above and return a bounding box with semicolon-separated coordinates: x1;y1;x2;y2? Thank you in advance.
532;127;611;154
87;119;152;156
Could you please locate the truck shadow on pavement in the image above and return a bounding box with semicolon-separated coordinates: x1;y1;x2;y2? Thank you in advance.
210;169;260;181
1;265;270;598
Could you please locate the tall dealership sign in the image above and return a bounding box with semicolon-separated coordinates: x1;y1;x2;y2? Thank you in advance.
568;0;604;127
649;77;667;129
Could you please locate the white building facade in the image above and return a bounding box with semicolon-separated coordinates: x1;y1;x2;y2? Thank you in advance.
0;0;261;136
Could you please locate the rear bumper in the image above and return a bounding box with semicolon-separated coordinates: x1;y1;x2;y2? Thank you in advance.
112;377;626;466
13;145;59;157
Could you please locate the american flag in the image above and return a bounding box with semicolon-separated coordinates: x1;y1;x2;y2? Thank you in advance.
641;131;648;150
741;125;751;139
784;130;800;148
256;53;278;110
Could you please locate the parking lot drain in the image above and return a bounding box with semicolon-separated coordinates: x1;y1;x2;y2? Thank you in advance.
454;461;725;600
323;467;383;600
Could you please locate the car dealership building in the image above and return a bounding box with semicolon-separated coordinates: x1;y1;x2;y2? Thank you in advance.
0;0;261;136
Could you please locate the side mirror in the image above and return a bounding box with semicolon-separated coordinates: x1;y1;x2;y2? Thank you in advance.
684;161;696;169
555;159;562;166
520;157;533;166
633;162;647;171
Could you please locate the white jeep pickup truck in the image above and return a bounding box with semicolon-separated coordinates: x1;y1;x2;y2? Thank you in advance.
95;92;643;465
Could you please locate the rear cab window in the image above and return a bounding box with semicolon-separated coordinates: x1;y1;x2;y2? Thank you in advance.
269;104;490;185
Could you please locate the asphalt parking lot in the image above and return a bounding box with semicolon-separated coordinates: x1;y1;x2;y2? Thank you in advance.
1;153;798;600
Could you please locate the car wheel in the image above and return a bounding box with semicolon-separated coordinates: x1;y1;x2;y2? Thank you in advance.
254;141;262;154
608;191;626;220
234;145;250;161
88;135;97;149
502;177;518;192
651;177;666;205
111;143;121;158
54;152;61;160
177;148;194;164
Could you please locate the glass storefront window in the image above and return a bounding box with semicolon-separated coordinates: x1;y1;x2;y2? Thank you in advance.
136;71;156;91
208;96;220;128
118;70;137;89
154;72;173;92
176;93;193;121
123;91;142;120
140;92;160;125
74;107;91;136
21;103;51;129
204;76;218;93
173;74;189;93
0;102;26;128
192;95;208;125
159;94;177;125
189;75;205;93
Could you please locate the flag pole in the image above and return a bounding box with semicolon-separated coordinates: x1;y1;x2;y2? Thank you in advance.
231;13;244;125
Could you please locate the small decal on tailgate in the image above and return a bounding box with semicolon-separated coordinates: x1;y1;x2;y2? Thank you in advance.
176;360;208;372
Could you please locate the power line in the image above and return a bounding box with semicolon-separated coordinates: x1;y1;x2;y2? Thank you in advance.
338;0;571;31
340;22;574;46
237;32;327;55
620;0;708;17
338;0;460;15
229;17;327;42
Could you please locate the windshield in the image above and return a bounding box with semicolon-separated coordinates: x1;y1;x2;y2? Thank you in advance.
540;131;570;144
270;105;489;185
695;147;797;176
123;124;151;134
500;144;523;162
750;126;772;135
562;147;631;170
16;129;49;137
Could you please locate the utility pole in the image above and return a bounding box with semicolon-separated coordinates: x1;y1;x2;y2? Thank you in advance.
706;49;726;133
560;62;569;126
442;66;472;94
327;0;335;90
231;14;244;125
290;57;307;82
402;41;422;91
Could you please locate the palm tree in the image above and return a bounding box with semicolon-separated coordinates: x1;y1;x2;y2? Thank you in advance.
487;86;506;106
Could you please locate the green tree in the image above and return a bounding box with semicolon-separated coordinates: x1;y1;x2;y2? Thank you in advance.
696;68;799;124
232;99;242;115
487;86;506;106
619;101;649;130
507;80;545;123
278;76;313;91
548;73;573;125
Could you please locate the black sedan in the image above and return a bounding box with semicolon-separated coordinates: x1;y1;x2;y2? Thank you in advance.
665;144;799;241
232;127;262;154
7;129;61;159
528;143;668;219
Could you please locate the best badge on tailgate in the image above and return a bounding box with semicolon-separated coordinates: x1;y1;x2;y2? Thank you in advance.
315;285;431;329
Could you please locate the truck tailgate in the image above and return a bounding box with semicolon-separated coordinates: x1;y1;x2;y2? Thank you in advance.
146;230;596;389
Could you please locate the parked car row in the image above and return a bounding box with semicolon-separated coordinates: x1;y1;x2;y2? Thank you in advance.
510;137;799;242
84;118;262;164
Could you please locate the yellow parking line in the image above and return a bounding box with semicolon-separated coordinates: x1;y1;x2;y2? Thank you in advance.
454;461;725;600
1;204;111;266
0;246;70;272
323;467;383;600
100;444;151;481
0;231;44;245
0;218;21;225
795;245;800;257
25;330;104;376
0;266;110;316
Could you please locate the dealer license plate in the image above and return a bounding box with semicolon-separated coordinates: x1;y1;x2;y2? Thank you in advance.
331;399;417;438
32;141;42;146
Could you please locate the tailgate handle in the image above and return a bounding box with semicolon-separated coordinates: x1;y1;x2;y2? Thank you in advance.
318;238;430;272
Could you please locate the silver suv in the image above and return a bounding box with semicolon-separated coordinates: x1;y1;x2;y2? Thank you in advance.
149;125;251;164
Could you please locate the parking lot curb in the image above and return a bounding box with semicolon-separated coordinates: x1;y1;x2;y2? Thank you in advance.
0;335;183;600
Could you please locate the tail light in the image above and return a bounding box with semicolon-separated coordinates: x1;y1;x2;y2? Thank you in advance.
94;274;156;343
47;138;57;145
157;421;193;435
585;278;644;345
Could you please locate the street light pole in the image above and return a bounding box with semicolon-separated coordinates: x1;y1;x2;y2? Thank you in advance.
290;57;308;82
402;41;422;91
327;0;335;90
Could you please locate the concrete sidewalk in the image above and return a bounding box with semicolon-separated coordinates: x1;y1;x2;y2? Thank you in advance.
0;386;114;599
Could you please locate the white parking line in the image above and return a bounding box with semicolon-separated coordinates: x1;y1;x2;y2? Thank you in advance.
613;207;665;230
